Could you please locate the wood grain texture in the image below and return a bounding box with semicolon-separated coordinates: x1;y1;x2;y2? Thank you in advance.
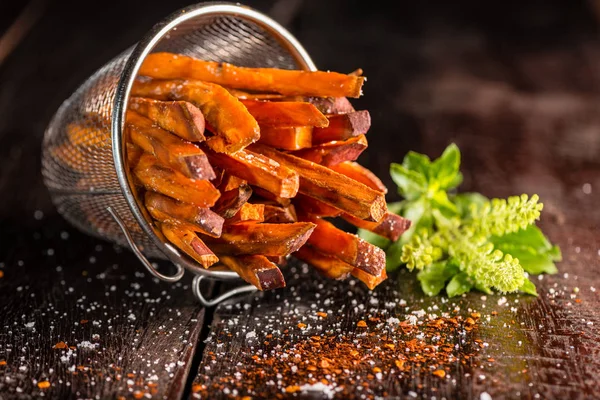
0;218;205;399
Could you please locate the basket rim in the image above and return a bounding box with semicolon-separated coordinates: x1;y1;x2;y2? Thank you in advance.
111;1;317;280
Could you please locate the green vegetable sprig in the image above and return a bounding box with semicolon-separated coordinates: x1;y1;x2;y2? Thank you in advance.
358;144;561;297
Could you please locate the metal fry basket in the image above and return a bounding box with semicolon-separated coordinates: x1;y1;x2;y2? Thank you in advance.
41;2;316;306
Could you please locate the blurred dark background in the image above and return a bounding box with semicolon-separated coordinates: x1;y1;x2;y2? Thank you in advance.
1;0;599;228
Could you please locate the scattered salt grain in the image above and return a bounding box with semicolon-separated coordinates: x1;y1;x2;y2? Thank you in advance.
299;382;341;399
77;341;96;350
480;392;493;400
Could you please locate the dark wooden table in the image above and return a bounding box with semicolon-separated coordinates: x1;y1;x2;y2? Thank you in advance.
1;1;599;399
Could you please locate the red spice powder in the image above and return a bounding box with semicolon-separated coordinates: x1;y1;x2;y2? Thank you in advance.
194;313;481;399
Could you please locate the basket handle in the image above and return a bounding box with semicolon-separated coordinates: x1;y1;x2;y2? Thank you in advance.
107;207;185;283
192;275;257;307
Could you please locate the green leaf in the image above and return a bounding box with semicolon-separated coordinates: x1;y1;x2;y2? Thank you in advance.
403;151;431;179
390;163;427;200
431;190;458;217
519;277;538;296
496;245;558;275
417;261;459;296
474;282;493;295
385;240;405;271
445;171;464;191
357;228;391;249
452;192;489;218
387;201;405;215
430;143;461;190
446;272;473;297
397;198;432;242
492;225;555;254
491;225;561;275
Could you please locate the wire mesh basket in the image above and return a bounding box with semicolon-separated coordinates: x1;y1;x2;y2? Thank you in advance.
41;2;316;306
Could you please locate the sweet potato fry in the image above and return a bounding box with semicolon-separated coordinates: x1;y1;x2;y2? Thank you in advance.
131;79;259;153
292;194;341;218
203;222;316;256
308;96;355;114
250;144;386;221
301;214;385;276
126;143;143;168
329;161;387;194
226;203;265;224
250;186;292;206
50;144;91;173
133;153;220;207
351;268;387;290
127;112;215;180
160;222;218;268
226;88;287;101
66;122;110;148
265;255;288;266
291;135;368;167
144;191;223;237
204;147;299;198
218;173;247;192
128;97;206;142
311;111;371;144
211;184;252;219
218;255;285;291
241;100;329;128
342;212;411;242
294;244;354;280
262;204;297;223
258;126;312;150
139;53;365;98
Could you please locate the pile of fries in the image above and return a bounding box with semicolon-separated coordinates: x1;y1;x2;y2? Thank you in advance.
58;52;411;291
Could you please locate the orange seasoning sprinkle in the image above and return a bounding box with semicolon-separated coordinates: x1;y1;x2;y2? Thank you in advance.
316;312;328;318
0;361;6;367
37;381;51;389
285;385;300;393
191;384;204;393
53;341;68;349
432;369;446;378
133;390;144;399
192;300;482;399
0;271;4;278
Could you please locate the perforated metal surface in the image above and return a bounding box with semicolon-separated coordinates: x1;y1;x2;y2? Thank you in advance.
42;3;313;266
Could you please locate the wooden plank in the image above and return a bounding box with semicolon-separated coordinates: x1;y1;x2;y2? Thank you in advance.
0;219;206;399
